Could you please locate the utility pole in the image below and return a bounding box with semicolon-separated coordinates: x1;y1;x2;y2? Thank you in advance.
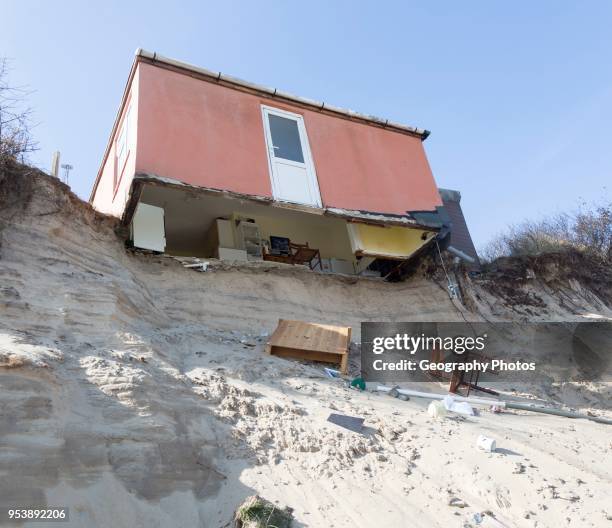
60;163;73;185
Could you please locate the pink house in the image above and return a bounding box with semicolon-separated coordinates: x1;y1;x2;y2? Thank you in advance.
90;49;454;277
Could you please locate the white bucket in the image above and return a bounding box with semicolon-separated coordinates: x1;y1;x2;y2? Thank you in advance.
476;435;496;452
428;400;448;419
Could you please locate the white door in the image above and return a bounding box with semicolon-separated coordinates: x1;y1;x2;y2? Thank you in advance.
261;105;322;207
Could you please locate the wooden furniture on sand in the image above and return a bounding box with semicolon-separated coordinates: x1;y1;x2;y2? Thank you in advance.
265;319;351;374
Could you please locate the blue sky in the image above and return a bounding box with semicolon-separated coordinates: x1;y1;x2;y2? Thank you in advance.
3;1;611;249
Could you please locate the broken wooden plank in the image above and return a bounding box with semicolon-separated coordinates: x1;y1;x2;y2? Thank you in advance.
265;319;351;374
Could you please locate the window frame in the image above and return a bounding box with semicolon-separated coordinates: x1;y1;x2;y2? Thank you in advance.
114;104;131;192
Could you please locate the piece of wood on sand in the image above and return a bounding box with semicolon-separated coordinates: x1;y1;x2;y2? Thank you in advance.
265;319;351;374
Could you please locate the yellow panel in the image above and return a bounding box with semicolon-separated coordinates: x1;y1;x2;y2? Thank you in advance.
347;223;435;259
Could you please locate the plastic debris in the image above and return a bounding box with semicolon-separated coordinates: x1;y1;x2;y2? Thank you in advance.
327;413;364;433
183;260;210;272
443;395;475;416
428;400;447;419
381;385;410;401
448;497;469;508
350;377;366;391
476;434;496;452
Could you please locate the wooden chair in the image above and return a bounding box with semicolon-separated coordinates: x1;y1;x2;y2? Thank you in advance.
289;241;322;271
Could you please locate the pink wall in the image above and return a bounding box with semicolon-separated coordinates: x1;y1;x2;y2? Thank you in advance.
136;63;273;199
95;60;442;216
304;113;441;214
92;73;139;217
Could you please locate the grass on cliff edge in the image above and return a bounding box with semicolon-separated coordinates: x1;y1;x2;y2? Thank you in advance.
234;495;293;528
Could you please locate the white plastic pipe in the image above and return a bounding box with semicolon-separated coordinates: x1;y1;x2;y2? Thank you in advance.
448;245;476;264
376;385;506;408
506;402;612;425
377;385;612;425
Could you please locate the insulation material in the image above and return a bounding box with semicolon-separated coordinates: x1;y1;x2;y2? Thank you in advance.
346;223;435;259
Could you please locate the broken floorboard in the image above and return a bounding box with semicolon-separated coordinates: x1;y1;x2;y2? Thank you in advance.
265;319;351;374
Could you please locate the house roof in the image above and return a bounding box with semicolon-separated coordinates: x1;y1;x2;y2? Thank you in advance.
135;49;431;141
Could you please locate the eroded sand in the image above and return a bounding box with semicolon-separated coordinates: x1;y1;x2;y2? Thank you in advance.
1;169;611;527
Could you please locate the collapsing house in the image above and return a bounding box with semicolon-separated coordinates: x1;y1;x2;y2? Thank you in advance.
90;49;478;277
